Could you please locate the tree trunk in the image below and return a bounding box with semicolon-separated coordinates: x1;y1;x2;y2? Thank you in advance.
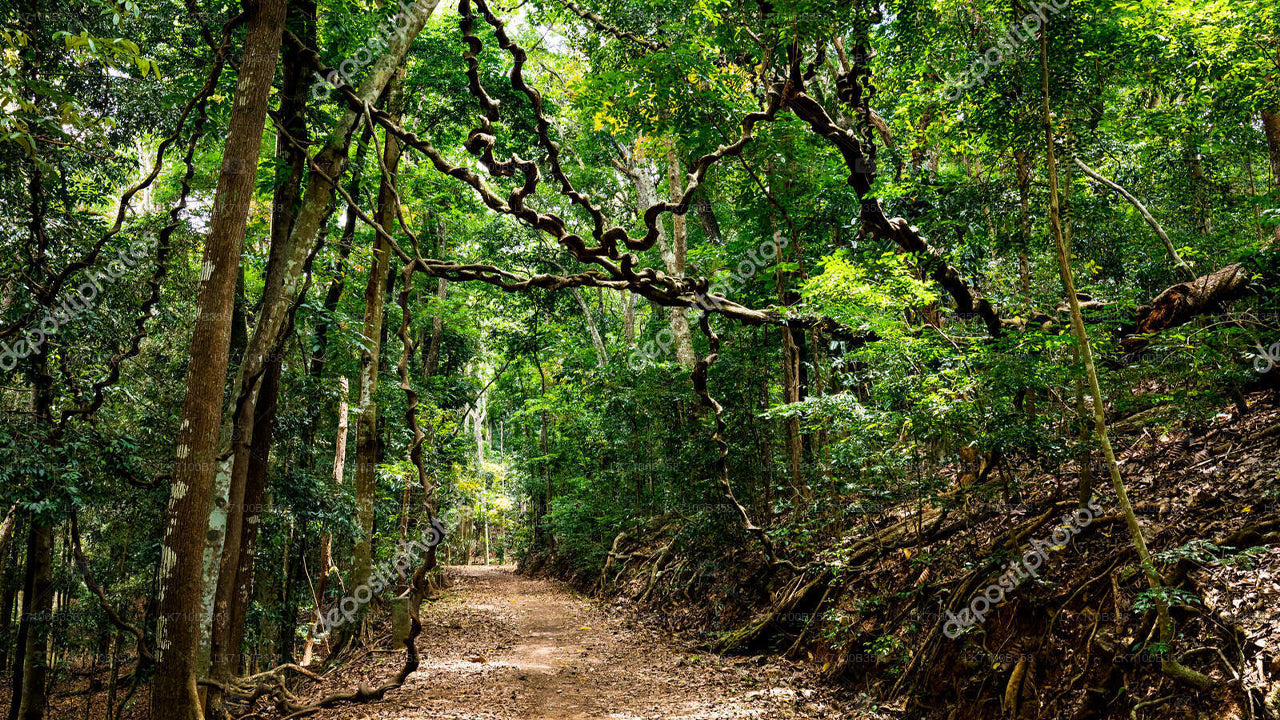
535;345;552;549
696;195;722;243
316;375;348;619
150;0;287;713
421;212;448;379
1261;108;1280;191
352;74;406;591
1123;263;1252;350
275;521;302;664
1016;150;1032;294
0;536;17;674
1041;27;1209;690
206;354;283;717
780;325;805;499
772;223;807;500
15;521;51;720
622;291;636;346
104;629;120;720
664;147;696;368
0;508;18;576
204;0;315;707
626;146;694;368
8;545;29;720
570;288;608;367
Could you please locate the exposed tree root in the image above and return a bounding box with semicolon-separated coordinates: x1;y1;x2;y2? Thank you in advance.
717;572;828;653
268;549;438;720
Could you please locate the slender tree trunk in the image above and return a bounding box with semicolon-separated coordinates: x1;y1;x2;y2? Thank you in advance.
316;375;348;618
8;539;29;720
0;508;18;576
352;74;405;591
1071;344;1094;506
1016;150;1032;293
780;325;805;498
0;541;16;674
808;329;827;458
534;344;552;549
696;195;722;243
622;291;636;346
420;212;448;378
664;147;696;368
15;522;51;720
1262;108;1280;191
275;521;302;664
627;146;694;368
570;288;608;367
772;223;807;500
1041;28;1209;690
103;629;120;720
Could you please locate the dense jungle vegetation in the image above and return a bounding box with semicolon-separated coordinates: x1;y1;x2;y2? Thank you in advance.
1;0;1279;717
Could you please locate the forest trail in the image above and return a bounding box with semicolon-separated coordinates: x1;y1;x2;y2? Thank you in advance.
306;566;850;720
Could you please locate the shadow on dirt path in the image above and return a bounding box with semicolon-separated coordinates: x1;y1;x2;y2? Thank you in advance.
306;565;855;719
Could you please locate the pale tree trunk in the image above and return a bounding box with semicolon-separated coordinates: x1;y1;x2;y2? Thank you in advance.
570;288;608;367
664;146;696;368
626;145;694;368
151;0;287;713
352;74;406;591
622;291;636;346
534;345;552;549
473;360;487;465
1016;150;1032;294
318;376;348;610
1041;28;1209;690
0;506;18;575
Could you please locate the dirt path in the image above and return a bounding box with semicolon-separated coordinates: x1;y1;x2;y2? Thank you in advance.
306;566;855;719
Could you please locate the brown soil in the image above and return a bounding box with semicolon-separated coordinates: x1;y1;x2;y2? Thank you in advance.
302;565;860;719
